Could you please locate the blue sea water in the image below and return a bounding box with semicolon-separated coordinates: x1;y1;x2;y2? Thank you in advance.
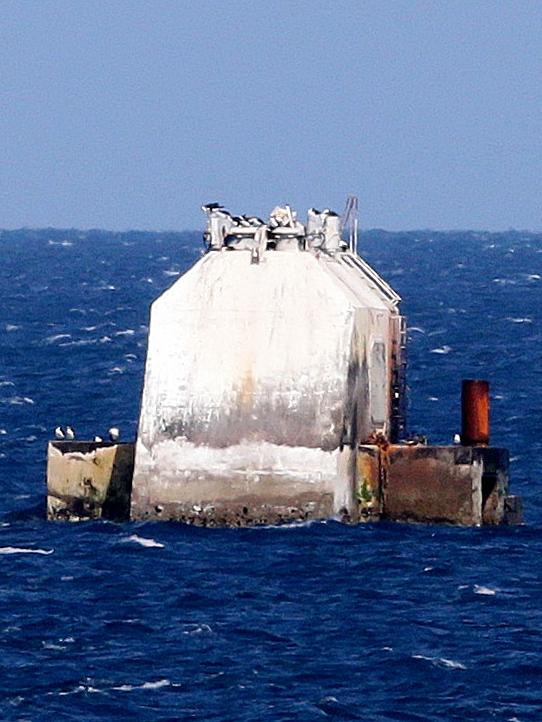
0;228;540;721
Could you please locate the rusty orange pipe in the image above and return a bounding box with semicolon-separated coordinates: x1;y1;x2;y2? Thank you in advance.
461;379;490;446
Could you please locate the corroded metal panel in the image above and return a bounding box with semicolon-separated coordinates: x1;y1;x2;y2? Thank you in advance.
473;447;509;524
383;446;483;526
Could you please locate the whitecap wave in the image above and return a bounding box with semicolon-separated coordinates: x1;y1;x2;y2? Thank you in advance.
108;366;125;375
113;679;171;691
430;345;452;354
45;333;72;344
473;584;496;596
492;277;517;286
1;396;35;406
0;546;53;555
413;654;466;670
182;623;212;635
120;535;164;549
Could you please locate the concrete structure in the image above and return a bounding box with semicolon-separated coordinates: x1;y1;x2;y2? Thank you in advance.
46;440;521;525
44;202;523;527
130;205;405;523
47;441;133;521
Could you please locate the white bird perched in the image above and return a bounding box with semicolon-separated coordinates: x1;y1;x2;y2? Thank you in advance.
65;426;75;440
93;435;103;443
54;426;65;440
108;427;120;442
453;433;461;444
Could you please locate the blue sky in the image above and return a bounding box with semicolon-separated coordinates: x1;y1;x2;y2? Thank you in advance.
1;0;541;230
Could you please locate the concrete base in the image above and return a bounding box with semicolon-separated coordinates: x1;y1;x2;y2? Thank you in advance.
46;440;522;526
47;441;134;521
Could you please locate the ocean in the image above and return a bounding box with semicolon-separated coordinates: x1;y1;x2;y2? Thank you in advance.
0;228;540;721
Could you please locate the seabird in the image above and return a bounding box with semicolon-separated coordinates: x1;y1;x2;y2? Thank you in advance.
54;426;65;440
93;435;103;443
201;202;224;212
65;426;75;440
453;433;461;444
108;427;120;442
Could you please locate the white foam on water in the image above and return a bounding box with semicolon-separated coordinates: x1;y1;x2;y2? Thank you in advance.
141;679;171;690
1;396;34;406
0;381;15;387
492;277;517;286
182;623;212;635
259;518;321;530
473;584;497;596
113;679;171;692
505;317;532;324
61;338;98;347
115;329;135;336
45;333;72;344
430;345;452;354
0;546;53;555
121;535;164;549
5;324;19;332
164;269;181;277
108;366;126;375
413;654;466;670
408;326;425;334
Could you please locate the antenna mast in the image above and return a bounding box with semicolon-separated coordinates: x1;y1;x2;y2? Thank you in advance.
341;195;359;255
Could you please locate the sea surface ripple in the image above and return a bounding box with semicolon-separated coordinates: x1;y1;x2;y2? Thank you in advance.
0;228;540;721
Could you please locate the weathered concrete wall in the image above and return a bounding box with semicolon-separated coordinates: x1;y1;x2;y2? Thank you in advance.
131;248;401;523
47;441;134;521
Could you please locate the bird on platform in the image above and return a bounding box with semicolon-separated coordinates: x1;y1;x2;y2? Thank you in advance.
65;426;75;440
453;433;461;444
108;427;120;442
93;435;103;443
54;426;65;440
201;202;224;212
242;215;264;227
